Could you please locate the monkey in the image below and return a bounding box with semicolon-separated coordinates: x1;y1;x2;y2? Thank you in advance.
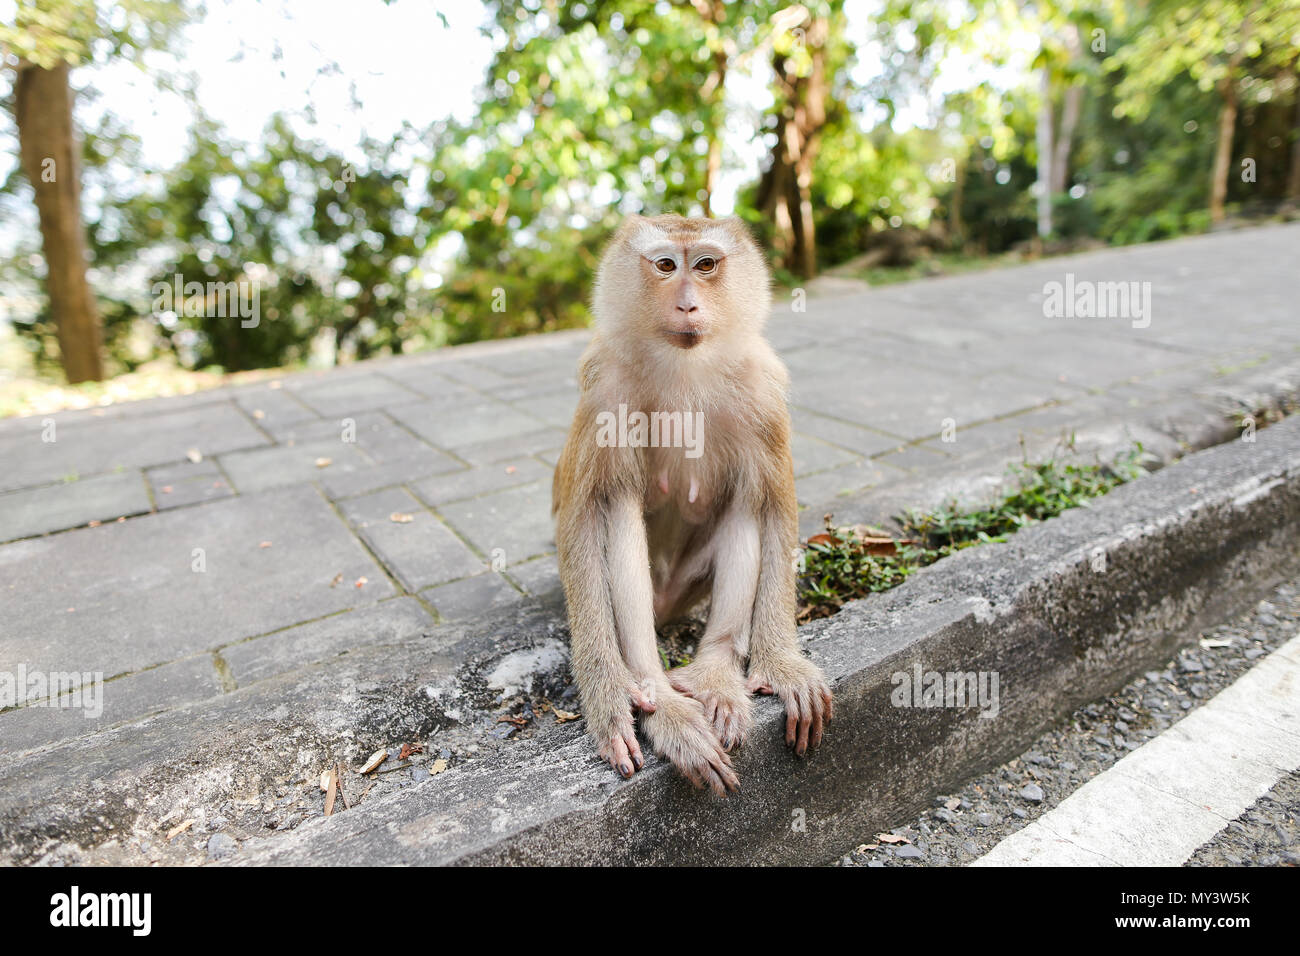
551;213;832;794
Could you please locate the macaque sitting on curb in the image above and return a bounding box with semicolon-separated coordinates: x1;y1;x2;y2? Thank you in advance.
551;214;832;794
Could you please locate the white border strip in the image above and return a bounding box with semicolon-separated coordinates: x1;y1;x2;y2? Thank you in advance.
973;632;1300;866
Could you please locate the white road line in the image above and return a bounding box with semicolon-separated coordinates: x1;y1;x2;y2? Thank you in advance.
972;632;1300;866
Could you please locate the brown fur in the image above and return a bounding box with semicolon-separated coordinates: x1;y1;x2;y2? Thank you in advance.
552;214;832;794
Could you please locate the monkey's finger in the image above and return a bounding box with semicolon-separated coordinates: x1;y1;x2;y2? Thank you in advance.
795;694;813;757
682;766;707;791
810;697;826;749
785;701;798;748
705;770;729;796
697;757;729;796
707;753;740;794
609;735;635;779
624;730;645;772
716;712;735;751
823;687;834;723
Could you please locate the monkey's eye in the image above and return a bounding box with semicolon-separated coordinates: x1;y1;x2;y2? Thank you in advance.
693;256;717;274
653;257;677;274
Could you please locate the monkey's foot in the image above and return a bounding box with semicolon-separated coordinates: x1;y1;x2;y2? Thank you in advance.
746;654;833;757
668;660;753;752
641;690;739;795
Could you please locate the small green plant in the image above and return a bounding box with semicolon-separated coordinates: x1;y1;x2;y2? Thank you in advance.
797;443;1148;621
1231;395;1300;434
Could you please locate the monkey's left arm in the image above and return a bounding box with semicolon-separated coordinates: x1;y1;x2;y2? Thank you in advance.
743;416;833;756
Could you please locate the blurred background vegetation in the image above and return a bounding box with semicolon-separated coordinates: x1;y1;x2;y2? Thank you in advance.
1;0;1298;414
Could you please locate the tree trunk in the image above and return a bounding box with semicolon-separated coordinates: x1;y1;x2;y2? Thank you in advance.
691;0;729;218
758;14;829;279
1287;77;1300;201
1210;72;1239;223
701;43;726;217
949;155;965;245
1036;66;1053;239
14;60;104;383
1049;25;1083;200
1050;84;1082;196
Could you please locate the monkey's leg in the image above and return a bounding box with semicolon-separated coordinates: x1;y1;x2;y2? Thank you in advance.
745;506;833;757
606;494;739;794
667;506;759;750
557;503;657;780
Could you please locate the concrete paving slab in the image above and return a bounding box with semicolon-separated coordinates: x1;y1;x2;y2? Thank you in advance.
0;470;152;542
220;598;437;686
790;432;862;477
421;572;524;622
230;384;319;428
439;480;555;566
0;654;221;755
0;401;269;493
410;458;552;507
218;439;373;494
291;374;424;417
150;473;237;510
790;407;909;456
388;397;549;449
452;428;568;466
339;487;486;590
0;485;394;677
506;553;561;603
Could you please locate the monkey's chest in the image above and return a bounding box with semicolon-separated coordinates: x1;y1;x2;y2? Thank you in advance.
643;451;722;526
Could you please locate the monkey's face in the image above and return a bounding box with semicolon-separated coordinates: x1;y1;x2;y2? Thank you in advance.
594;215;771;354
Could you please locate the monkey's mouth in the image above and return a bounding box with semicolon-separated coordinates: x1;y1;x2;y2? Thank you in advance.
665;330;704;349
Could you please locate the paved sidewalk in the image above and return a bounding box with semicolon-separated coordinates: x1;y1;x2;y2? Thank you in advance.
2;223;1298;759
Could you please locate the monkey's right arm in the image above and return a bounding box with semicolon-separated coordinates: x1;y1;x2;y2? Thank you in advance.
554;491;650;779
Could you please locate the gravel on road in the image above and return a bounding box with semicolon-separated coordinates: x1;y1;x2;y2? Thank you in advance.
836;573;1300;867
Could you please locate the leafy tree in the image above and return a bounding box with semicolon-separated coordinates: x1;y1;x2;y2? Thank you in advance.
754;1;848;278
1110;0;1300;222
0;0;194;382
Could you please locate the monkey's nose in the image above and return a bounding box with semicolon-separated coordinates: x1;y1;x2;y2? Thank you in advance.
675;304;698;313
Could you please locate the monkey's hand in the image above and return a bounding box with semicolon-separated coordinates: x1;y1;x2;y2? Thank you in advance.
586;677;658;780
641;687;740;796
668;659;753;752
746;653;833;757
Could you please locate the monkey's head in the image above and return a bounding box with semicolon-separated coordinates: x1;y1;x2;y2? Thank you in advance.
593;214;771;355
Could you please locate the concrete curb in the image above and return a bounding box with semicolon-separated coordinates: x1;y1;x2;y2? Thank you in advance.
221;415;1300;865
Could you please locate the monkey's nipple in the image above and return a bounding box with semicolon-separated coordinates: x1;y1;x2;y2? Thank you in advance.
658;471;670;495
688;475;699;504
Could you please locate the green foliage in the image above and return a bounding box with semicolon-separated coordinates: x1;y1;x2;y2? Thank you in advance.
0;0;193;68
1109;0;1300;120
1083;76;1221;244
799;443;1149;618
905;442;1147;550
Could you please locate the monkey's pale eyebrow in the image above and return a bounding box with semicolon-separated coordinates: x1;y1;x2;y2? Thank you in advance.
640;244;681;263
688;243;726;260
